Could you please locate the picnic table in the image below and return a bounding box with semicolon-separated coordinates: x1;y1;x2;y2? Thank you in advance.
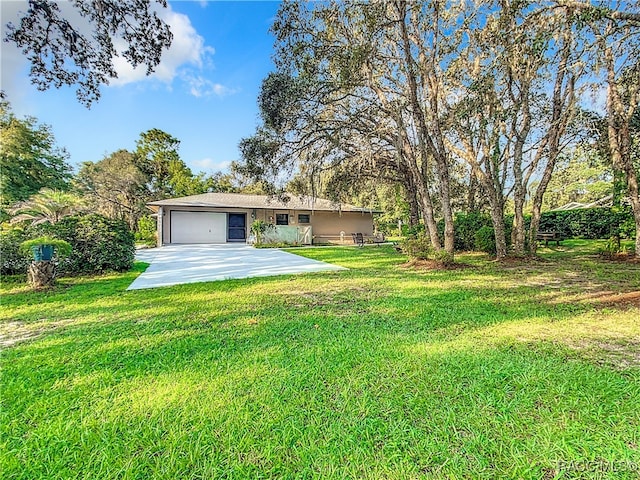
536;231;562;246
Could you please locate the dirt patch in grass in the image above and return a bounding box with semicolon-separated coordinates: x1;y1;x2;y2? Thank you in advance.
600;252;640;264
579;290;640;310
565;338;640;370
286;286;378;308
497;255;550;266
0;321;43;348
0;319;73;348
401;259;472;271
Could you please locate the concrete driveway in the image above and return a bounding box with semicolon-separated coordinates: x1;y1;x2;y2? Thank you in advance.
127;244;347;290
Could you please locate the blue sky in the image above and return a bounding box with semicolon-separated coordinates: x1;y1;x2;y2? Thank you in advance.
1;1;282;174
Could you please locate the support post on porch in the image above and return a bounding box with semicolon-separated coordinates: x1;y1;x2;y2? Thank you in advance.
157;206;163;247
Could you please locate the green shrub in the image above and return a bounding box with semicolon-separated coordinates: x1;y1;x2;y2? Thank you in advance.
401;223;425;238
599;235;623;258
135;215;157;247
475;226;497;255
423;207;632;255
452;212;492;251
401;235;456;265
438;212;513;252
539;207;633;239
400;235;434;260
432;249;455;266
253;242;298;249
250;220;270;245
0;226;30;275
37;214;135;274
618;215;636;239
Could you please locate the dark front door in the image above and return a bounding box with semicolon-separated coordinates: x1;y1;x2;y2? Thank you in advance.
227;213;246;242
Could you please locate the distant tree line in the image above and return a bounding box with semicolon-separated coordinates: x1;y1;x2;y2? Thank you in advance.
1;100;261;236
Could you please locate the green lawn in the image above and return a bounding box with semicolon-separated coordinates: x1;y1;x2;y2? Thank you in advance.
2;241;639;479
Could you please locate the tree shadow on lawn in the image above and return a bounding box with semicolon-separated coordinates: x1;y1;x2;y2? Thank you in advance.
4;251;639;352
4;247;639;479
6;274;636;379
0;262;148;303
4;246;639;372
3;313;639;479
4;253;639;475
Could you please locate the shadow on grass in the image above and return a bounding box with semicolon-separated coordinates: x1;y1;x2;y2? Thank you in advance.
3;245;639;344
3;243;639;478
3;311;639;479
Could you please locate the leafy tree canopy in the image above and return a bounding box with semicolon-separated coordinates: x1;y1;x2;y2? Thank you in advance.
133;128;219;199
0;100;72;209
4;0;173;106
75;149;147;230
134;128;182;198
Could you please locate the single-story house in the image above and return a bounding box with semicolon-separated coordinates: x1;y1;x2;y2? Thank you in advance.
147;192;379;246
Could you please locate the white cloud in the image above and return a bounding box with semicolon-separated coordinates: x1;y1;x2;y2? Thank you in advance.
1;1;233;100
109;3;237;98
111;4;214;86
192;157;232;172
181;73;237;98
1;1;31;107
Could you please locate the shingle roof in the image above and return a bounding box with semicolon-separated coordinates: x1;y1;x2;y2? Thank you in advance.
147;192;381;213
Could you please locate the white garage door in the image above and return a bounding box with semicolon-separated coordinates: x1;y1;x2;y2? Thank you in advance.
170;211;227;244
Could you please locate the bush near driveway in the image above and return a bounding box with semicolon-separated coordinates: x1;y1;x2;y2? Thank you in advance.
0;226;30;275
35;214;135;274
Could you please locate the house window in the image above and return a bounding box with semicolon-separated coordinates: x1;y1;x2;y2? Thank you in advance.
298;214;310;224
276;213;289;225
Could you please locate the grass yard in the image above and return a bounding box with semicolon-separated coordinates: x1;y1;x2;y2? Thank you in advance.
1;240;639;479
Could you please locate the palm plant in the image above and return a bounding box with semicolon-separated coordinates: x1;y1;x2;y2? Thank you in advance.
9;188;85;225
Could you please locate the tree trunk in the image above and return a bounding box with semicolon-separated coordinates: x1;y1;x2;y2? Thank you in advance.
528;30;574;257
511;101;530;257
397;1;450;254
628;174;640;259
512;181;527;256
529;206;542;258
603;45;640;258
609;108;640;257
400;166;421;227
408;156;441;247
28;261;56;288
432;134;455;254
468;167;478;211
489;196;508;260
407;188;420;227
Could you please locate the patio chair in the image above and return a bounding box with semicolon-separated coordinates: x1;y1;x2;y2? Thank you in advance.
352;232;364;247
